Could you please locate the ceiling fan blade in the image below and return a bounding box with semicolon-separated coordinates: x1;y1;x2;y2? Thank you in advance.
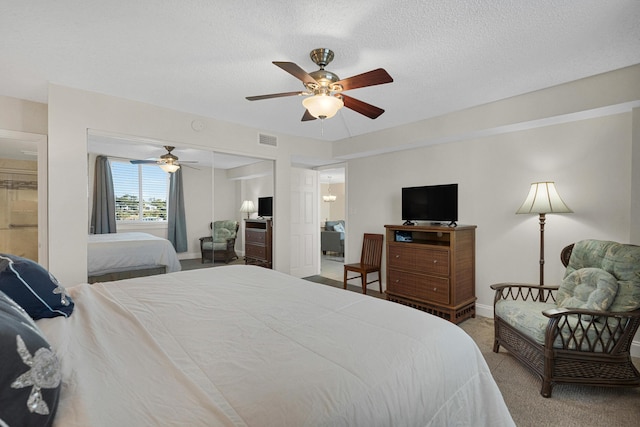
130;160;159;164
335;68;393;91
301;109;317;122
246;91;305;101
273;62;318;86
342;94;385;119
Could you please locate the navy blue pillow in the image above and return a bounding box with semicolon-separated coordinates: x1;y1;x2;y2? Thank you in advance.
0;290;61;427
0;254;74;320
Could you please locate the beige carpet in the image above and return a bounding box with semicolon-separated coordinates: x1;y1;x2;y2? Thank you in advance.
183;262;640;426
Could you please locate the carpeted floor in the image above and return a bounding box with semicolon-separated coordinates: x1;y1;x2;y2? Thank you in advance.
181;260;640;426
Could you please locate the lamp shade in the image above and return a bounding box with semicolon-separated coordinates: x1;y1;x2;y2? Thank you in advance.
516;182;572;214
159;163;180;173
302;95;344;119
239;200;256;214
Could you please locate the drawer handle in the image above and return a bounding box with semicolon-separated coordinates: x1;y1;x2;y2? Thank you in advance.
433;259;437;264
395;255;400;258
433;287;437;291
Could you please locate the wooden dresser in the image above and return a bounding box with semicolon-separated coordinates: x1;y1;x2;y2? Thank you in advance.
384;224;476;324
244;219;272;269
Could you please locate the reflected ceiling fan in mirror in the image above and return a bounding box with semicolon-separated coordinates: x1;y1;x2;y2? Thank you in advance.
130;146;197;173
246;48;393;121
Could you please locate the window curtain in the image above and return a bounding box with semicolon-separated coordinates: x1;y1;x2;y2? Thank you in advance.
91;155;117;234
168;168;187;252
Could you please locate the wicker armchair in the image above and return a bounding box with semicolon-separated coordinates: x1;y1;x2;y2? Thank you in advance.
491;240;640;397
199;220;239;264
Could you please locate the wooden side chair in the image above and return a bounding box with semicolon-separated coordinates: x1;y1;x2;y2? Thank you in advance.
343;233;384;294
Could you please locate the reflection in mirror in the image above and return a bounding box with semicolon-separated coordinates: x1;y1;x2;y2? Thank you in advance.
86;131;274;281
0;134;46;263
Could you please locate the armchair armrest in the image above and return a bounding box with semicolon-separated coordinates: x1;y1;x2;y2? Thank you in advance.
541;307;640;353
491;282;558;304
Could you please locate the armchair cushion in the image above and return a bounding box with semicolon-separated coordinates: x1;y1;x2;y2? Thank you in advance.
557;268;618;311
495;300;556;344
564;239;640;312
212;220;237;242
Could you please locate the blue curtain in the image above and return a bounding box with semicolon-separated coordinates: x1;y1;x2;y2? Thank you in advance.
91;156;117;234
168;168;188;252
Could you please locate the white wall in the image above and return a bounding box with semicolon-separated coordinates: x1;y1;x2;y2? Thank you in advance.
47;85;331;285
339;65;640;356
346;113;631;311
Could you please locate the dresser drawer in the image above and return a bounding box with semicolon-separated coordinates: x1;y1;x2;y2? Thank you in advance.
246;229;266;244
414;248;449;276
245;243;266;259
413;275;450;305
387;269;416;296
388;245;416;269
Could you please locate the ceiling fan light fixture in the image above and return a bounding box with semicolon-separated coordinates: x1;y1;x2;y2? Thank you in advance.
302;94;344;119
159;163;180;173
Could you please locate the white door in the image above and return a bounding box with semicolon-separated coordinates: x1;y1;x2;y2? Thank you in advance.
290;167;319;278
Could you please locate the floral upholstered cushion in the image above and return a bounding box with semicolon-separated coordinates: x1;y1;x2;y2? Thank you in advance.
495;299;616;351
564;240;640;312
556;268;618;311
212;220;237;243
495;299;556;344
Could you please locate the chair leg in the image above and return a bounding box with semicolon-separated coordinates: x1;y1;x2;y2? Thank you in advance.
378;272;382;293
343;268;348;290
361;272;367;295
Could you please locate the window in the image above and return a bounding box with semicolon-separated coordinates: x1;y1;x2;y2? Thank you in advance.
110;160;168;222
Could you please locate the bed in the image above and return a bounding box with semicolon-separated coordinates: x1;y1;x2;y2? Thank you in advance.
25;265;515;427
87;232;181;282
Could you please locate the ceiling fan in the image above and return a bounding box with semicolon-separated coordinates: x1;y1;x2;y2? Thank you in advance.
130;146;197;173
246;48;393;121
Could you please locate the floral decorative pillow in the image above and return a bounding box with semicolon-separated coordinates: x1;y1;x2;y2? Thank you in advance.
0;254;74;320
557;267;618;311
0;290;61;427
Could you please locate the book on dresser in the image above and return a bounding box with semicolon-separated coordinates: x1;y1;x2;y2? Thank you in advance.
384;224;476;324
244;219;272;269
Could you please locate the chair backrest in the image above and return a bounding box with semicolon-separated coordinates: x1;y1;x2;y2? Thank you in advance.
360;233;384;267
211;220;239;242
562;239;640;312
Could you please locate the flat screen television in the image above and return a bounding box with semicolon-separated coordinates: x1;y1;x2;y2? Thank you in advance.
258;196;273;218
401;184;458;226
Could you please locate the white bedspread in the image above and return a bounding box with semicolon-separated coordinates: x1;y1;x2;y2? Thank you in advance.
38;266;514;427
87;232;181;276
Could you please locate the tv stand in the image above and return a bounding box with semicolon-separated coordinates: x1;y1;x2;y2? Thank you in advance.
384;224;476;324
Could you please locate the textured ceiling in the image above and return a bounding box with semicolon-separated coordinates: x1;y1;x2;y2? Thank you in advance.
1;0;640;143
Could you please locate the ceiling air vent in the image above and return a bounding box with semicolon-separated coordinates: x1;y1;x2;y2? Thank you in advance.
258;133;277;147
